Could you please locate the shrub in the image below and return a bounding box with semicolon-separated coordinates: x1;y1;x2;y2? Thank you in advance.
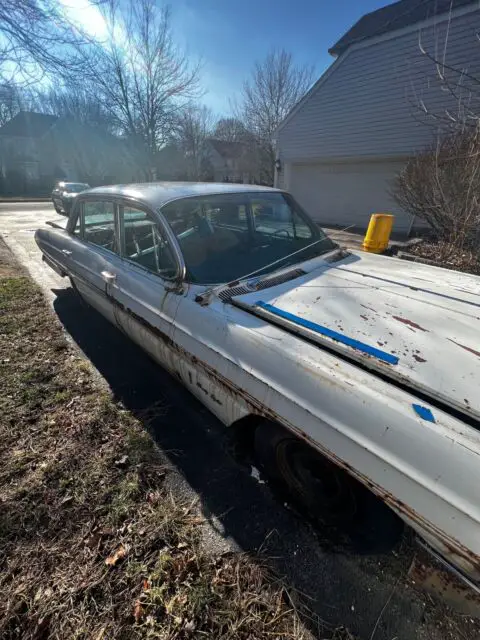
392;127;480;249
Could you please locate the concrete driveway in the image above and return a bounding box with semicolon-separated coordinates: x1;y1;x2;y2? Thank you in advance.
0;201;478;640
0;201;67;299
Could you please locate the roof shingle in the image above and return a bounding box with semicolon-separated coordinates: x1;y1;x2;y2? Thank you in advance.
329;0;477;56
0;111;58;138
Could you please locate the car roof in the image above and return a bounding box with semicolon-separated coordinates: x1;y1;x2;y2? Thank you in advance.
81;181;283;209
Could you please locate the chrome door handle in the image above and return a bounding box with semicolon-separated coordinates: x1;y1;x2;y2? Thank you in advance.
61;249;72;256
101;270;116;284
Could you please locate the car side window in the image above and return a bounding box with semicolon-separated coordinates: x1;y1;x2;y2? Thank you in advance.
120;205;177;278
81;201;117;253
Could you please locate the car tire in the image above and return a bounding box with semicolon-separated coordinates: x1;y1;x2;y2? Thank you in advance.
53;201;62;213
253;421;403;552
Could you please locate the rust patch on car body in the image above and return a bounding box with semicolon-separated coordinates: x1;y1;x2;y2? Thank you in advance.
413;354;427;363
449;339;480;359
392;316;428;332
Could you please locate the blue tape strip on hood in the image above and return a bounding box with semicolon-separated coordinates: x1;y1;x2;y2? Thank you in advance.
255;300;399;366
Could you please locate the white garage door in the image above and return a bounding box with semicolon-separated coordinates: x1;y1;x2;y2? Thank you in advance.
288;161;414;233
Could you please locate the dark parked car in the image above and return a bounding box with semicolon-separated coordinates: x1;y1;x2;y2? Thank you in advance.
51;182;90;215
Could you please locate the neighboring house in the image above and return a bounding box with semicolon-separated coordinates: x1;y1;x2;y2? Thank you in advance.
154;139;255;183
0;111;141;194
275;0;480;233
0;112;57;191
205;139;254;183
155;144;192;181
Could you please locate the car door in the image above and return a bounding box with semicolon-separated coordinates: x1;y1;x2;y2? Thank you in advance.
158;197;237;421
108;202;184;372
67;198;120;326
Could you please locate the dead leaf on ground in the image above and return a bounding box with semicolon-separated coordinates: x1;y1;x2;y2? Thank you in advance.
94;627;106;640
184;620;196;633
105;544;127;566
133;599;145;623
146;490;161;504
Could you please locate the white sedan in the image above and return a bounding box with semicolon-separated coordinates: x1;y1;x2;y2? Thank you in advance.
35;182;480;596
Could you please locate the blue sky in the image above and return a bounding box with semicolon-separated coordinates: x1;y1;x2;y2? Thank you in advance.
171;0;391;114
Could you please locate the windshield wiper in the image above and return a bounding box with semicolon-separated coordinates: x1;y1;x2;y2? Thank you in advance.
194;225;355;306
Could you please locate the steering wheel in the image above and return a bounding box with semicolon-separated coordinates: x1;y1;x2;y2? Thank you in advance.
273;228;292;238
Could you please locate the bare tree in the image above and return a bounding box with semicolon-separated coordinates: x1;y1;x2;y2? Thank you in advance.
236;49;313;184
213;118;249;143
34;86;115;132
392;127;480;249
412;9;480;132
239;49;313;140
81;0;201;177
175;105;213;180
391;6;480;258
0;83;24;126
0;0;95;84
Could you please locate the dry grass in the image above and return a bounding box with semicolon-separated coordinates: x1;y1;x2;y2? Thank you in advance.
0;247;343;639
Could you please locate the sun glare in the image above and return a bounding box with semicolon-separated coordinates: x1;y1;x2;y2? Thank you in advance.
60;0;108;39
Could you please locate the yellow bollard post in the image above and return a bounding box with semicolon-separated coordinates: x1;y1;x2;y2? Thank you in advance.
363;214;394;253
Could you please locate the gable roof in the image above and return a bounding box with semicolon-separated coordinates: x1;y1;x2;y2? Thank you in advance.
207;139;246;159
0;111;58;138
329;0;477;56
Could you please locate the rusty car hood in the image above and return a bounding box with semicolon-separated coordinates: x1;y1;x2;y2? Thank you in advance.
231;251;480;422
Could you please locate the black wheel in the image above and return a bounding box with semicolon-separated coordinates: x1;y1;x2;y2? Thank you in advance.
52;200;62;213
254;421;403;552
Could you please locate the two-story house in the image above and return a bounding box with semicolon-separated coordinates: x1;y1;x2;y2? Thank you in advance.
275;0;480;233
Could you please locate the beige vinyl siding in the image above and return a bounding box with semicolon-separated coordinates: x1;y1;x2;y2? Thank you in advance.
277;9;480;160
289;160;416;232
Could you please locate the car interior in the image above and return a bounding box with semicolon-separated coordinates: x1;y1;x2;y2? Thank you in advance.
122;211;176;276
162;194;326;284
79;204;176;277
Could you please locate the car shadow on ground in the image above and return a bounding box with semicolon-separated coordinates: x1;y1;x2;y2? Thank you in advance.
52;286;426;640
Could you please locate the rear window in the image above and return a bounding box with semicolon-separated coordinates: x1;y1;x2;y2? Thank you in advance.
65;183;89;193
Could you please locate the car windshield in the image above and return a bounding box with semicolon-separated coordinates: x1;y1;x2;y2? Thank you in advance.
64;183;88;193
161;192;337;284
